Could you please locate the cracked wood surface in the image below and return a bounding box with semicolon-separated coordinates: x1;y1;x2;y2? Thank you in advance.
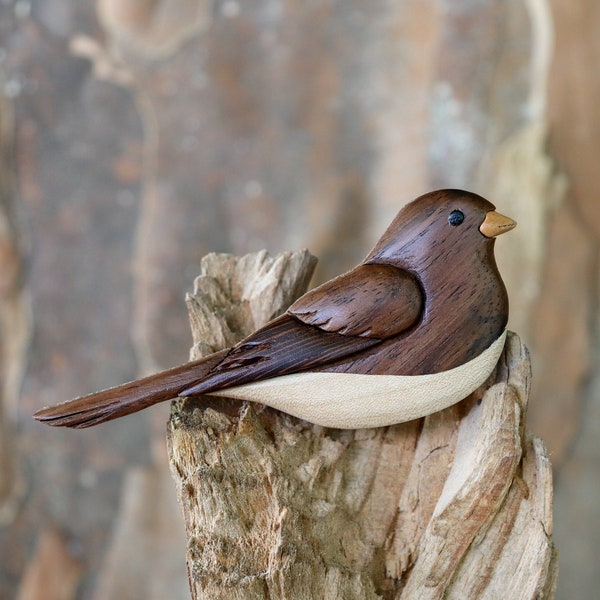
168;250;556;599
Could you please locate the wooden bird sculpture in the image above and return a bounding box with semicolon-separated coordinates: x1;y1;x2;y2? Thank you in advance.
34;189;516;429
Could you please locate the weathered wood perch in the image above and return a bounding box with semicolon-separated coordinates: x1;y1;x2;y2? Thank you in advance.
166;250;557;600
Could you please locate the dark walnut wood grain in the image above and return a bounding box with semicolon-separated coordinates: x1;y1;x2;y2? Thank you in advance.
290;263;423;337
33;189;515;428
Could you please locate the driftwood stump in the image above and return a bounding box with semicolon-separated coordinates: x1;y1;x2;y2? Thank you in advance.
166;250;557;600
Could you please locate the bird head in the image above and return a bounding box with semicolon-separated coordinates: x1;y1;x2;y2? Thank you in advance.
366;189;516;270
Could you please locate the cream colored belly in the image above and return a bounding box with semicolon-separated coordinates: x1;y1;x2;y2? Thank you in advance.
209;330;507;429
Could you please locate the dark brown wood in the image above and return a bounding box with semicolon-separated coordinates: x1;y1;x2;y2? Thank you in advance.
33;189;515;428
33;350;229;428
290;263;423;337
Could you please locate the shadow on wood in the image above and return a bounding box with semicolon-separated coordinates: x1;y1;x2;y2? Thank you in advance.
167;250;557;600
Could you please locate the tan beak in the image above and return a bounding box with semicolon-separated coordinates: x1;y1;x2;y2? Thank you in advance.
479;211;517;238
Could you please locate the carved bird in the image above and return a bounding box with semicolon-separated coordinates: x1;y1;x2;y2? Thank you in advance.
34;189;516;429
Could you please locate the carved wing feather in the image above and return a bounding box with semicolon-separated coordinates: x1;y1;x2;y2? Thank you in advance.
289;263;423;338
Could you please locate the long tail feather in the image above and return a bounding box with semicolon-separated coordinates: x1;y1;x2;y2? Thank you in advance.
33;351;228;428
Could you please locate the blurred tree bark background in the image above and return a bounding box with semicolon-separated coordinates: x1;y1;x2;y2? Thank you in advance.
0;0;597;598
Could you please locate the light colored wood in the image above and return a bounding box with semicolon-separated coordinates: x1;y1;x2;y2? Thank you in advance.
478;210;517;238
167;250;556;599
210;330;507;428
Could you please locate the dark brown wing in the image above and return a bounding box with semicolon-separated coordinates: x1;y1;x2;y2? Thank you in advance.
288;263;423;338
180;314;380;396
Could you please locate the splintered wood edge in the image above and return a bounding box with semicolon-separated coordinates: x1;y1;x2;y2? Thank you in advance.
400;382;522;596
185;249;317;360
400;333;555;599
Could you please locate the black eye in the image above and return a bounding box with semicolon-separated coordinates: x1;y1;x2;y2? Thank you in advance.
448;210;465;226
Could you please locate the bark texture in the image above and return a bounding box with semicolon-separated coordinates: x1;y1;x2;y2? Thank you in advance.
167;250;556;599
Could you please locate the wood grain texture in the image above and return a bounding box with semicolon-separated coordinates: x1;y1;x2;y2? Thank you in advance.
167;251;556;600
290;263;422;337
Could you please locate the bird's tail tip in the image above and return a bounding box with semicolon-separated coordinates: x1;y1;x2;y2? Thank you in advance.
33;351;229;429
33;399;121;428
